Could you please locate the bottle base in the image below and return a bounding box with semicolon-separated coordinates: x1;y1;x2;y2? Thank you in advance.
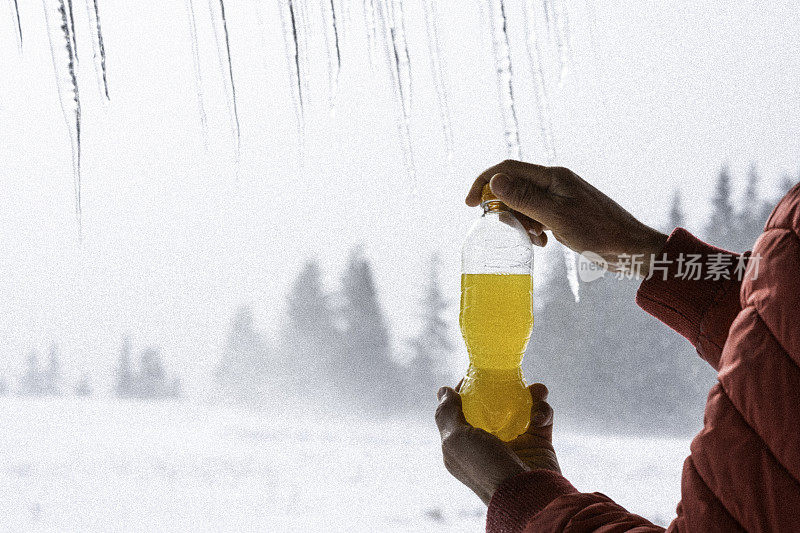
459;367;532;441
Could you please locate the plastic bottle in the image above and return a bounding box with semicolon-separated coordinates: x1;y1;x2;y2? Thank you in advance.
459;183;533;441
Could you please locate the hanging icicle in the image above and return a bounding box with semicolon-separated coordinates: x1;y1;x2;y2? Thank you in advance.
85;0;109;99
374;0;416;185
422;0;453;161
389;0;412;117
10;0;22;49
208;0;241;158
43;0;82;233
278;0;305;140
65;0;77;61
486;0;521;160
563;246;580;302
185;0;208;147
295;0;312;109
321;0;341;110
550;0;571;83
522;0;556;162
363;0;379;70
218;0;240;153
329;0;341;74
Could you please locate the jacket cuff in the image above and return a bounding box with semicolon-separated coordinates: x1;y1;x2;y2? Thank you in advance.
486;469;578;533
635;227;741;348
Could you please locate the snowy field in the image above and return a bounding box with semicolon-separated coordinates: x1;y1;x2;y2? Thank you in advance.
0;399;688;532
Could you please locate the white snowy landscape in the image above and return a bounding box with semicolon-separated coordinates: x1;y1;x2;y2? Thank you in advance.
0;398;686;532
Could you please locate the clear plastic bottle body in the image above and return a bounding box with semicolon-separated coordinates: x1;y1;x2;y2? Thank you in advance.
459;199;533;441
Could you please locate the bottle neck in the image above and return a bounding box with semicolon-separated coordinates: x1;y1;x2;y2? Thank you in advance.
482;200;509;214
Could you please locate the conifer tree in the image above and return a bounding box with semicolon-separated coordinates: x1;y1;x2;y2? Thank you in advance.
42;343;62;396
339;247;395;408
74;374;93;397
18;350;42;396
736;163;764;250
405;253;454;408
115;337;134;398
138;347;166;398
216;305;272;404
706;164;737;249
283;260;339;390
667;189;685;231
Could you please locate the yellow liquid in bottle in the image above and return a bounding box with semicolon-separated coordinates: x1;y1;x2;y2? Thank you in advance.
459;273;533;441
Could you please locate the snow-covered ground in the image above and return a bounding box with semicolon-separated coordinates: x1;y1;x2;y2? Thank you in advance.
0;398;688;532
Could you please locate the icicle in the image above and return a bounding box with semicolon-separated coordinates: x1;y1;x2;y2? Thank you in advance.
65;0;77;62
522;0;556;162
374;0;416;186
330;0;341;72
541;0;554;44
185;0;208;148
390;0;412;117
584;0;597;53
486;0;521;160
422;0;453;161
295;0;312;106
319;0;338;111
85;0;109;99
218;0;240;153
208;0;241;158
563;246;580;302
551;0;571;83
278;0;304;142
362;0;378;70
43;0;82;234
323;0;341;111
10;0;22;49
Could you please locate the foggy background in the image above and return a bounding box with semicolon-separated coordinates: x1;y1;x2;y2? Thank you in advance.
1;0;799;530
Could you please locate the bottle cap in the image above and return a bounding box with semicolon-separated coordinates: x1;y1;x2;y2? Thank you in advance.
481;183;500;204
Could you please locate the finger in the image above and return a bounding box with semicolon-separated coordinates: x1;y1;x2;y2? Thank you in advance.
514;214;549;247
465;160;550;206
530;401;554;428
528;383;549;402
489;174;559;230
524;218;545;236
530;232;548;247
435;387;468;436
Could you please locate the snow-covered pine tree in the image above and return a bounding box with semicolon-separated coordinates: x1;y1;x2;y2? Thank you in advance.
283;260;340;392
138;347;166;398
736;163;766;251
18;350;43;396
705;164;738;250
667;189;685;232
115;336;134;398
405;253;453;409
216;305;271;404
42;343;62;396
339;247;396;410
74;374;93;397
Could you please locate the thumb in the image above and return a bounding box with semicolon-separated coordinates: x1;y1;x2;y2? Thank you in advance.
435;387;467;437
490;173;557;228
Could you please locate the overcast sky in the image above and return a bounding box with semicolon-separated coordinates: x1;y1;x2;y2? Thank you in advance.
2;0;799;392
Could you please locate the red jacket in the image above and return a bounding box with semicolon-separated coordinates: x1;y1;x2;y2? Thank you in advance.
486;183;800;533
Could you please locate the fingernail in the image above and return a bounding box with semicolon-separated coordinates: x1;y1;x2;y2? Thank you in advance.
437;387;447;401
490;173;512;196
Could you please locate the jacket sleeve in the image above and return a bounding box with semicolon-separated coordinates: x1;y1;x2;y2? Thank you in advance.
486;470;664;533
635;228;744;370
